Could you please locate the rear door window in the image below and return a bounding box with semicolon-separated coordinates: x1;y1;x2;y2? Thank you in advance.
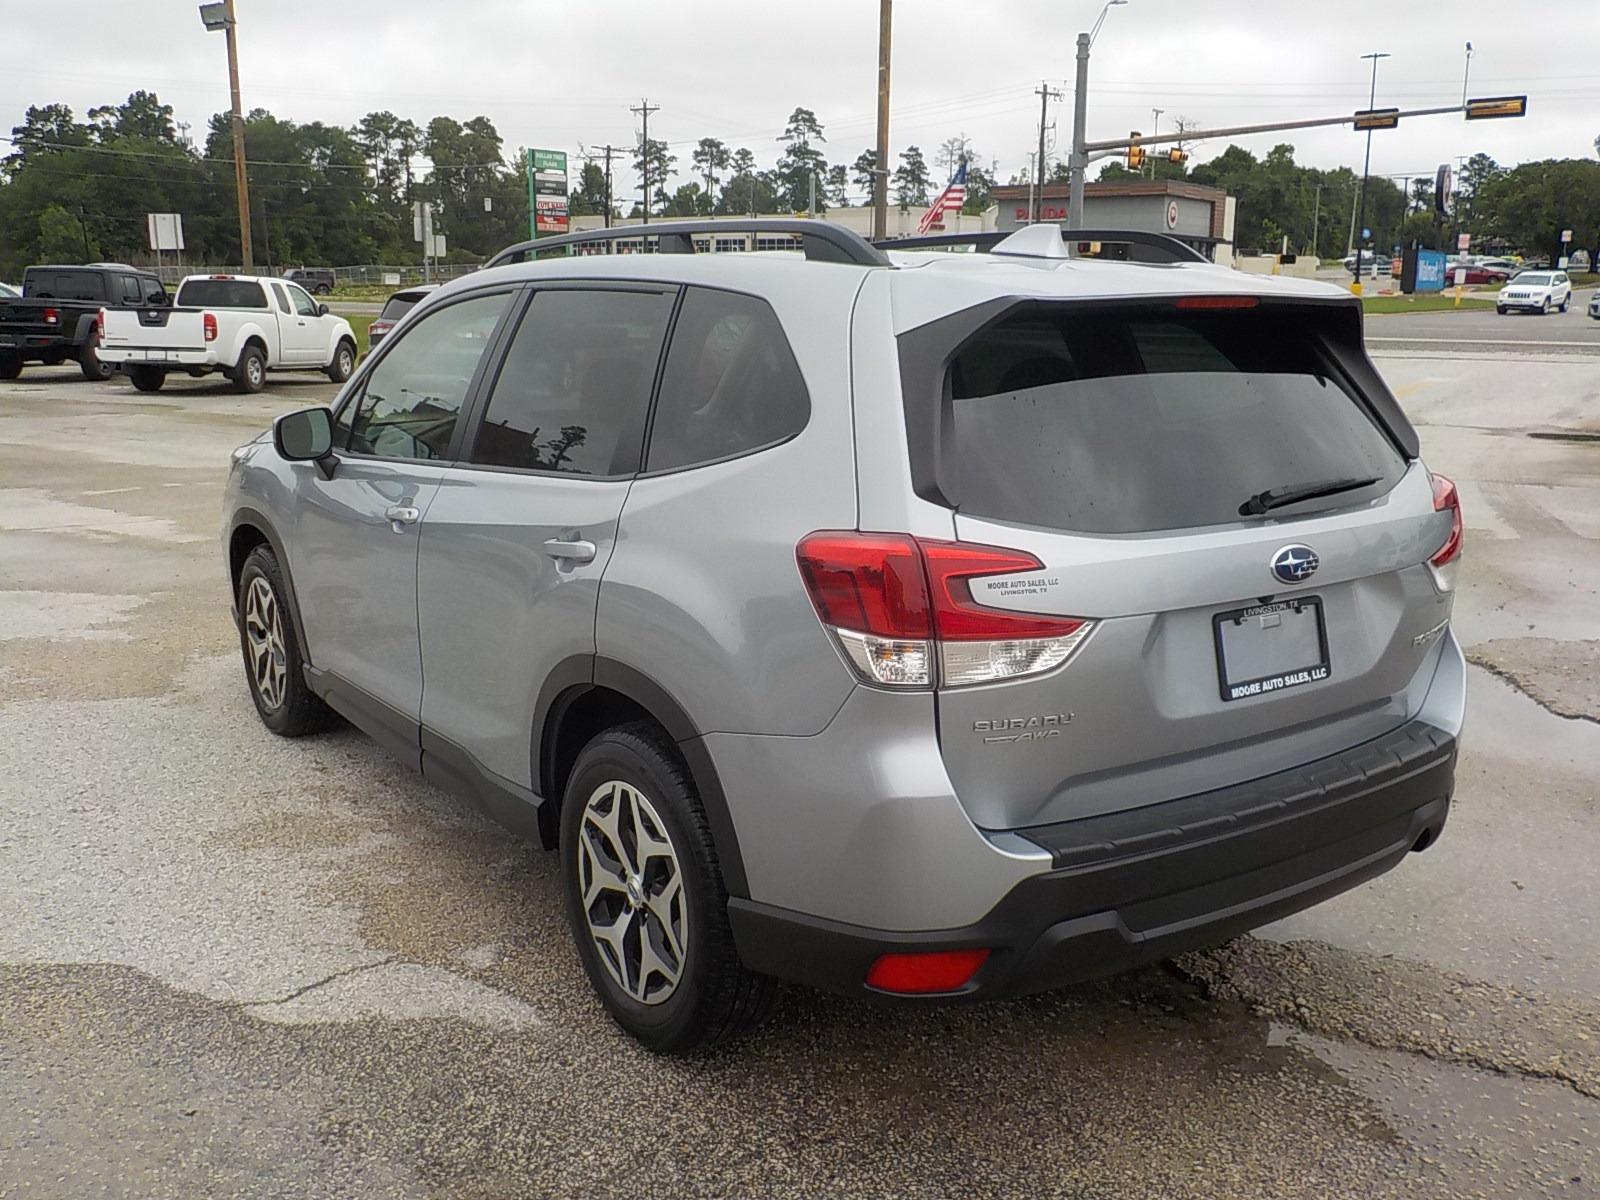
469;287;675;476
646;287;809;472
941;304;1405;534
119;276;142;304
270;283;291;313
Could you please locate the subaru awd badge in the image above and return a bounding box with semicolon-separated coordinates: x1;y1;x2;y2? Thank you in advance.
1270;544;1319;585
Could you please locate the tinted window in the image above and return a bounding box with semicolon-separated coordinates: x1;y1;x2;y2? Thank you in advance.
379;293;425;323
344;292;511;461
143;279;167;305
942;306;1405;534
25;271;105;301
176;279;268;309
119;276;142;303
270;283;291;313
471;288;674;475
287;285;319;317
646;288;809;472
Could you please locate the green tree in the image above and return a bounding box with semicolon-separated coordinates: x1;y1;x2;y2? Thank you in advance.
894;145;930;206
631;137;676;216
35;203;92;262
851;148;879;201
569;160;611;217
1477;158;1600;254
691;137;730;209
826;164;850;208
775;107;828;212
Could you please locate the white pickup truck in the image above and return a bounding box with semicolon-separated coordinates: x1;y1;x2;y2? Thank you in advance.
99;274;357;393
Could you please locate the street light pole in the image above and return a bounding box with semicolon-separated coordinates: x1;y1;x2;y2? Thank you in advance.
1351;50;1390;292
1068;0;1126;229
200;0;253;271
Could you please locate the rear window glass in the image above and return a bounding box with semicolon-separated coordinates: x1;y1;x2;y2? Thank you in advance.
24;271;105;301
379;293;424;323
176;279;268;309
942;305;1404;534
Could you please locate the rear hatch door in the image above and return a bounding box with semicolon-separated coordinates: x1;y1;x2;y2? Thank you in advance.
917;297;1456;829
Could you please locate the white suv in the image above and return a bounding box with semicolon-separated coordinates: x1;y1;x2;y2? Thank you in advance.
1497;271;1572;315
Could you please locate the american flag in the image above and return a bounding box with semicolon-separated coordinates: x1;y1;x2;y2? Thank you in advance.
917;159;968;235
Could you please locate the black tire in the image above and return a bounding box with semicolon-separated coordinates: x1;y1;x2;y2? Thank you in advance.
79;339;113;382
186;367;209;378
236;545;337;737
1560;297;1571;313
315;283;332;295
325;338;356;383
1541;298;1551;315
561;722;774;1053
127;365;166;393
233;345;266;394
0;355;21;381
41;351;66;366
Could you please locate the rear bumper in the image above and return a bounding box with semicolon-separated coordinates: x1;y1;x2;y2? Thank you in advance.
100;346;212;367
729;717;1455;1000
0;332;77;358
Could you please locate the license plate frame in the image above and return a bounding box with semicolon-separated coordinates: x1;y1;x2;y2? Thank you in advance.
1213;596;1330;702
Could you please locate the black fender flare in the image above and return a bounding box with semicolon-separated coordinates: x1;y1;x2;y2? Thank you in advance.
227;506;313;668
532;655;749;897
70;311;99;348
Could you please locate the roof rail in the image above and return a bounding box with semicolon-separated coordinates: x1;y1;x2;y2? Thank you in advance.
486;219;892;270
874;227;1209;264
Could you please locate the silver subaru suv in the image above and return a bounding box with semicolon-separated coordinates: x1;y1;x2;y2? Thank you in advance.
225;220;1465;1051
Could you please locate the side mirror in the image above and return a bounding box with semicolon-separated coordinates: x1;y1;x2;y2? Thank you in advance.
317;303;330;317
274;406;335;467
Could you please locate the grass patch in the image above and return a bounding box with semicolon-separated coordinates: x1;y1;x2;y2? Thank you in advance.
1363;293;1497;314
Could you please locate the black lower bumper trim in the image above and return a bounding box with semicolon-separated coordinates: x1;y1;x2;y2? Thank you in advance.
728;718;1455;1001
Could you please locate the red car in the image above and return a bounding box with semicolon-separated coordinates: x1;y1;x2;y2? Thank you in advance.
1455;263;1511;285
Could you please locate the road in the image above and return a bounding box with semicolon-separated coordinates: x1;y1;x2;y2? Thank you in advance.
2;323;1597;1198
1369;293;1600;356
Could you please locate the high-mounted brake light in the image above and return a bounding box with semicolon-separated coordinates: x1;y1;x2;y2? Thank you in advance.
866;948;991;994
203;312;218;342
1429;472;1463;572
1174;295;1259;310
796;532;1094;689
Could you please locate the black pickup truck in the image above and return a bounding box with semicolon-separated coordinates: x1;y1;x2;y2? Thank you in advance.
0;263;169;381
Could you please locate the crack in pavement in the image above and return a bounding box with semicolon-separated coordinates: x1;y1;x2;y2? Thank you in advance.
231;955;402;1009
1178;937;1600;1101
1466;649;1600;726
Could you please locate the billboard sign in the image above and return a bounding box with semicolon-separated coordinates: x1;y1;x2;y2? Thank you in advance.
528;149;569;236
146;212;185;252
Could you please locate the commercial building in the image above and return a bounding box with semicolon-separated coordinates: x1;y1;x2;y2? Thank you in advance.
990;179;1236;262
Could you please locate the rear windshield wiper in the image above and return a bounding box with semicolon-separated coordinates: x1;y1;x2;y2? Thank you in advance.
1239;475;1380;517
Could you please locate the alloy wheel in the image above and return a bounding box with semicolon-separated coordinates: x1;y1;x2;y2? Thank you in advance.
576;780;688;1005
243;575;288;710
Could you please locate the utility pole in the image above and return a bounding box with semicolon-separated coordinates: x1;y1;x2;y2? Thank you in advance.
872;0;893;241
1033;82;1063;223
200;0;253;270
630;99;659;224
1310;182;1322;256
589;143;618;228
1149;107;1163;179
1351;50;1390;292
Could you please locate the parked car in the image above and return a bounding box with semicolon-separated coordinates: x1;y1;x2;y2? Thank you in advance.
98;274;356;393
1588;291;1600;320
1340;250;1383;277
1497;271;1572;315
367;284;439;353
282;267;336;295
0;262;167;381
0;282;19;299
224;220;1465;1051
1455;262;1511;285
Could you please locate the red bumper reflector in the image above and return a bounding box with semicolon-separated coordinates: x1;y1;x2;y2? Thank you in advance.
865;948;991;994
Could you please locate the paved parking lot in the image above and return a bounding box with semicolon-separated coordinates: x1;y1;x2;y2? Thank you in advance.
3;334;1598;1198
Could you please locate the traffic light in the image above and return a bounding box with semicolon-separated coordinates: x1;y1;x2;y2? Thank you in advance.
1167;148;1189;165
1126;132;1144;171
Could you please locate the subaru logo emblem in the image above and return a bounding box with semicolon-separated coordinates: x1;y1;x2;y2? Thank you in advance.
1271;544;1320;585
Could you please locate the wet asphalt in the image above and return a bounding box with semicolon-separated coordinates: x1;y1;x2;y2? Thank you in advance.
2;327;1597;1198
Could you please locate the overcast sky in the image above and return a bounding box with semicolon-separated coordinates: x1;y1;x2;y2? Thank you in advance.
4;0;1596;199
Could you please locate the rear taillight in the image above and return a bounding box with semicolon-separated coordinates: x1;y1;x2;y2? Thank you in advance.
97;309;106;345
43;306;59;326
369;320;392;336
796;532;1094;689
866;948;990;994
1427;472;1463;589
203;312;218;342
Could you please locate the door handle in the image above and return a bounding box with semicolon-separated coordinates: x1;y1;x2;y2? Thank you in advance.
384;504;420;532
542;538;596;564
